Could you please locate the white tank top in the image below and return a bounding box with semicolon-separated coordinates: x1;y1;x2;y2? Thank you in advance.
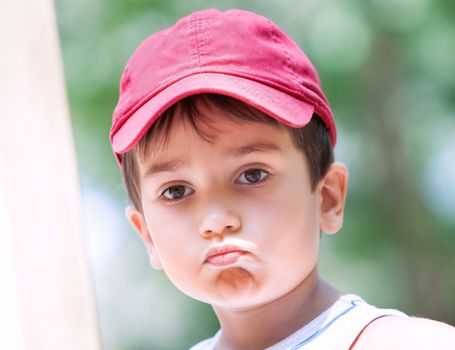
189;294;407;350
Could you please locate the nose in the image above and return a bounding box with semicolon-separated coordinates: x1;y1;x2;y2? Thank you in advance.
198;204;241;239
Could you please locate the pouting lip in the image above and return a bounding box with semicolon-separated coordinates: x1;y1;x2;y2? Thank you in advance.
203;244;249;263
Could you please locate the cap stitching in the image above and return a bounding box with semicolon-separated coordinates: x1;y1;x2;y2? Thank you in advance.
194;12;202;66
268;21;300;89
264;22;331;121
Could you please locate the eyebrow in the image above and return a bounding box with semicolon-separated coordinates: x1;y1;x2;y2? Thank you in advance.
144;142;282;178
225;142;282;157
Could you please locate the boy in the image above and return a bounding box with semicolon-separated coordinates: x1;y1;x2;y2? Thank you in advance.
109;8;455;349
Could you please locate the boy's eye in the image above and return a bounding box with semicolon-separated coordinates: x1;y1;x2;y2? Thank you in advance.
161;185;193;201
236;168;269;184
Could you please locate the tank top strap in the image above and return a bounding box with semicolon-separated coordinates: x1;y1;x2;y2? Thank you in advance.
290;294;408;350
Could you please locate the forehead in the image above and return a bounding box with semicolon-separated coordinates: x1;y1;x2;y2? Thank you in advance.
140;108;292;163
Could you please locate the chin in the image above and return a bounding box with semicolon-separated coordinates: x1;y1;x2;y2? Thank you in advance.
179;267;266;308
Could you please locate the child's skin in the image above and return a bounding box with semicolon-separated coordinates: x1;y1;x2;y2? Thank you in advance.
125;109;455;349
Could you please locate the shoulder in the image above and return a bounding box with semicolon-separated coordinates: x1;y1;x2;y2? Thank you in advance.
352;315;455;350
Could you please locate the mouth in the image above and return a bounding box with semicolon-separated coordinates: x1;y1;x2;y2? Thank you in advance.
203;245;249;266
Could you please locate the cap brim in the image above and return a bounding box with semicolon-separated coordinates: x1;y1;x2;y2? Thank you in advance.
111;72;315;154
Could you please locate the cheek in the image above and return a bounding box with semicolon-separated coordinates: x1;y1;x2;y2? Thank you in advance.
144;207;206;295
244;177;320;255
143;206;198;265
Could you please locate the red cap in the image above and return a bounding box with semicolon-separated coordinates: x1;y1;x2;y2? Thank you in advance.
110;8;336;162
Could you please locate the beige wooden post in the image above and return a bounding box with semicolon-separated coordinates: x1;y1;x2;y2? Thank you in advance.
0;0;101;349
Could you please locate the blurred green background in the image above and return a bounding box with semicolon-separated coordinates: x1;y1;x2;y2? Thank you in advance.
54;0;455;349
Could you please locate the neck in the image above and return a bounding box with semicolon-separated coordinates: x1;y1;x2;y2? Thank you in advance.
212;268;340;350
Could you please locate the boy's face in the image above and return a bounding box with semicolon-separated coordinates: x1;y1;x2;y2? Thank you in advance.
127;111;347;309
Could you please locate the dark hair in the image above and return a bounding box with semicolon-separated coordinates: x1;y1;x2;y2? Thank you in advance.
121;93;334;211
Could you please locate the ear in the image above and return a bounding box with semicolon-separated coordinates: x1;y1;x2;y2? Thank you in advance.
317;162;349;234
125;206;162;269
